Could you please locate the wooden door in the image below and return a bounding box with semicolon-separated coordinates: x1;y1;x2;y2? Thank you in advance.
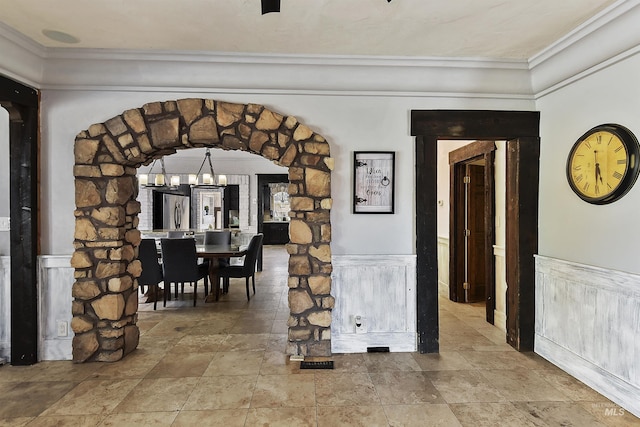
465;164;486;302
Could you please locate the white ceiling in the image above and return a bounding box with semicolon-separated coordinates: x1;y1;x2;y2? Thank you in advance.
0;0;618;60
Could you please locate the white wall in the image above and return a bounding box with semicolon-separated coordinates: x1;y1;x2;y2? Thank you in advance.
536;51;640;274
40;88;533;256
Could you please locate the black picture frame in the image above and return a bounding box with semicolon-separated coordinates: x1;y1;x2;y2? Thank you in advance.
353;151;395;214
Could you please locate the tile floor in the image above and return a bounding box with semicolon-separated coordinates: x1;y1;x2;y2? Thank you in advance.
1;246;638;426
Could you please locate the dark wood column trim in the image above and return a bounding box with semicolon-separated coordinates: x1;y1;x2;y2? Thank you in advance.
1;76;39;365
415;135;439;353
505;137;539;350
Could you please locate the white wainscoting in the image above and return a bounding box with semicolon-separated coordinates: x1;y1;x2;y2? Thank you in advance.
535;255;640;418
38;255;74;361
437;237;449;297
0;256;10;362
331;255;416;353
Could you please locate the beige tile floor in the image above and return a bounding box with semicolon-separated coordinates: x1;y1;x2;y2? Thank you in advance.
1;246;638;426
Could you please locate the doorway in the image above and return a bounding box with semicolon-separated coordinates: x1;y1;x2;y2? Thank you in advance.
449;141;497;324
412;110;540;353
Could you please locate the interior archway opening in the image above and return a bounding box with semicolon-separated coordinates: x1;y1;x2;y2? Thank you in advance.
71;99;334;362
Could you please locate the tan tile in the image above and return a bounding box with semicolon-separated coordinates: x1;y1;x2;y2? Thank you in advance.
218;334;271;352
172;409;248;427
426;370;507;403
245;407;316;427
457;350;545;371
24;361;101;383
0;417;34;426
251;374;315;408
384;404;462;427
579;401;640;426
370;371;444;405
363;353;421;372
168;334;226;353
260;351;306;375
41;379;141;416
145;352;214;378
533;369;609;401
450;402;538;427
316;406;388;427
183;375;256;410
477;369;571;402
229;321;274;334
203;350;264;376
327;353;368;373
91;351;162;379
0;366;37;383
412;351;470;371
513;401;608;426
24;415;105;427
0;381;78;418
315;372;380;406
113;377;198;413
266;334;288;352
97;412;176;426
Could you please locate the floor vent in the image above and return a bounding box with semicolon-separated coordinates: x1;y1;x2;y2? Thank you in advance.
300;360;334;370
367;346;390;353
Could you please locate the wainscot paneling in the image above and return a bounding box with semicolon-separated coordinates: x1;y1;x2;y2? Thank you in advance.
535;255;640;418
437;237;449;297
38;255;74;361
331;255;416;353
0;256;10;362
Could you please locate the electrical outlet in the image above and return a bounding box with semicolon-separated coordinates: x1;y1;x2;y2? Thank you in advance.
56;320;68;337
0;217;9;231
353;315;367;334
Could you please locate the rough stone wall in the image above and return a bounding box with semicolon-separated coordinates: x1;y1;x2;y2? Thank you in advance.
71;99;333;362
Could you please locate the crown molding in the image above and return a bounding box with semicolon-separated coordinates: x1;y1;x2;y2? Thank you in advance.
530;0;640;97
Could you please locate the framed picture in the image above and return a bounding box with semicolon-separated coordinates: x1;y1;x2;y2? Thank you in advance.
353;151;395;214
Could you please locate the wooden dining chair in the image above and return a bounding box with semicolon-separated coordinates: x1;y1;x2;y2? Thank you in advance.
160;238;209;306
137;239;164;310
216;234;263;301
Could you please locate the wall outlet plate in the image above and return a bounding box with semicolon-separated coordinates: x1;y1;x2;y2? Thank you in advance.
56;320;68;337
353;315;368;333
0;217;9;231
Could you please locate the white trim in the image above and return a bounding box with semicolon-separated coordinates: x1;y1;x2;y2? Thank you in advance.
536;335;640;418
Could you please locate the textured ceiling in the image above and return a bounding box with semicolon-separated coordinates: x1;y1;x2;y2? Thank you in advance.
0;0;618;59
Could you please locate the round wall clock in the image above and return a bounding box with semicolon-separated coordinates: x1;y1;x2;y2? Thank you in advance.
566;123;640;204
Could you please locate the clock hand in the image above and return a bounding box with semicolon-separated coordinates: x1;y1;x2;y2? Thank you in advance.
595;163;603;184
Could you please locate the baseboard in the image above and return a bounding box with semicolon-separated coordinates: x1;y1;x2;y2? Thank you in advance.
535;334;640;418
332;332;417;353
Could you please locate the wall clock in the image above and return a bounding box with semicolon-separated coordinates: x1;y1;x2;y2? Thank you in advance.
566;123;640;204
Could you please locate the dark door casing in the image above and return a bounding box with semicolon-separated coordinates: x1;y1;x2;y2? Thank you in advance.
412;110;540;353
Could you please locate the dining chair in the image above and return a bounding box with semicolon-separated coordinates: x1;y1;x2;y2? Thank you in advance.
203;230;232;270
203;230;231;245
216;233;264;301
137;239;164;310
160;237;209;306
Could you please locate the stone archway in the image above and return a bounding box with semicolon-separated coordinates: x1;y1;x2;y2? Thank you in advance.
71;99;333;362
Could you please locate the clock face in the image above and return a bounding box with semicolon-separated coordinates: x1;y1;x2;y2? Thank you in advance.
567;124;640;204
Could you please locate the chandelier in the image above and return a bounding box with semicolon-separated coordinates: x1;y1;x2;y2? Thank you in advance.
138;148;227;188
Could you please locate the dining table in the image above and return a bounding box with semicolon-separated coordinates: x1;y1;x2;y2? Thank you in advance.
196;244;248;302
